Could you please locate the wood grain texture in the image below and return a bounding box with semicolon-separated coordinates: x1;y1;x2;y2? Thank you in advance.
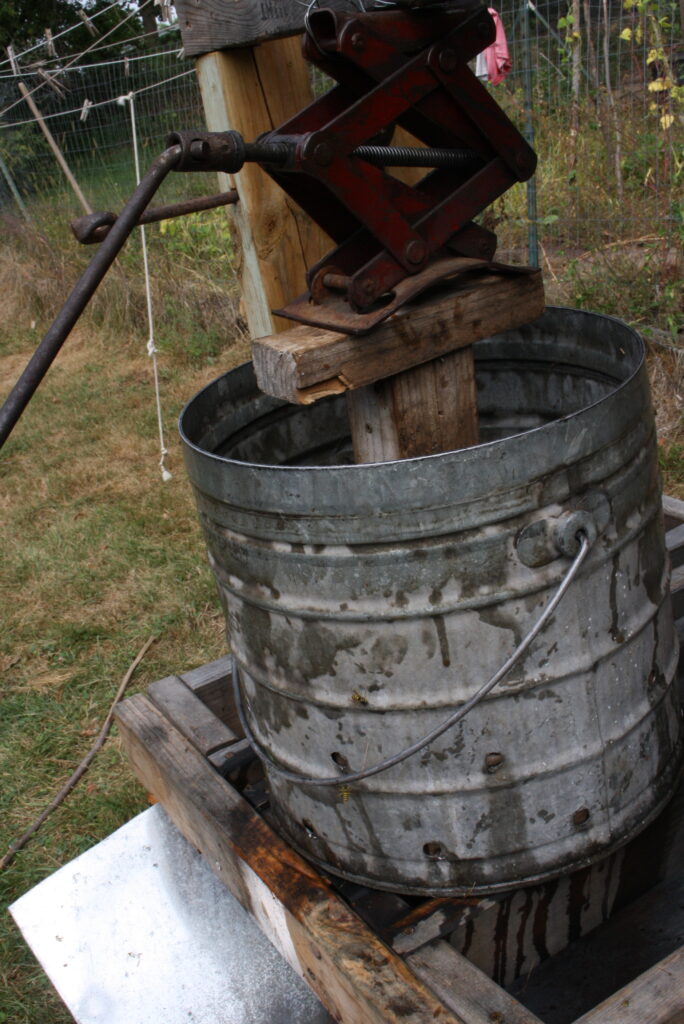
347;348;479;462
114;694;472;1024
196;38;329;339
407;941;545;1024
181;655;243;735
252;270;544;403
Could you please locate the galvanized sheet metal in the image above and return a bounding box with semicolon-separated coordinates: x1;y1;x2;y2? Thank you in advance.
180;307;682;895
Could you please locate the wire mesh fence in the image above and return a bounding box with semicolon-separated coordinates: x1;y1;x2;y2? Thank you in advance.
0;29;203;215
494;0;683;260
0;3;681;275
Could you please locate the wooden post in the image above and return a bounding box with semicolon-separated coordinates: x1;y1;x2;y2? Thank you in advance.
195;38;329;339
18;83;92;215
176;0;544;460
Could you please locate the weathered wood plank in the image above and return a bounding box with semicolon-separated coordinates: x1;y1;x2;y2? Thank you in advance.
195;38;328;339
407;941;545;1024
663;494;684;530
176;0;346;57
147;675;237;756
252;270;544;404
347;347;479;461
572;945;684;1024
114;694;473;1024
671;563;684;620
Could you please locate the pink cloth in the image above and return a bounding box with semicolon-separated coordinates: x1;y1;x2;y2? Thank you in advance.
484;8;511;86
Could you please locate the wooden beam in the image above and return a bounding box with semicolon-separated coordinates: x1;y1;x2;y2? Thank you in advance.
115;693;472;1024
252;270;544;404
176;0;347;57
196;37;329;339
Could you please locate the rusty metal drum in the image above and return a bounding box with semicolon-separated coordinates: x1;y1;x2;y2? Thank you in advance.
180;307;682;895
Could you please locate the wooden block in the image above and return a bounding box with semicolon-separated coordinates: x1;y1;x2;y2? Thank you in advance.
347;347;479;462
114;693;472;1024
252;269;544;404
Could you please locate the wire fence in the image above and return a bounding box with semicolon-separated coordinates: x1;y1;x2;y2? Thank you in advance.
0;2;682;266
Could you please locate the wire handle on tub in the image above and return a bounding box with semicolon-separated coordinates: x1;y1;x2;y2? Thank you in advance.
233;530;593;788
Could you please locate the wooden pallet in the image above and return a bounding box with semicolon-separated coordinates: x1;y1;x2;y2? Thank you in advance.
115;497;684;1024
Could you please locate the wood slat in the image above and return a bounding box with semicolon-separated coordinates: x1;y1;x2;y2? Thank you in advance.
147;675;238;756
175;0;347;56
114;694;474;1024
252;270;545;405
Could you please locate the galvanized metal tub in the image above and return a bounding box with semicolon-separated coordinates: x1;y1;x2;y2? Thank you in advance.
180;307;682;895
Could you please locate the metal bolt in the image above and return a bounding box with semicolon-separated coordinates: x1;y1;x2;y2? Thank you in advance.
405;239;426;264
323;273;352;293
438;48;457;73
313;142;333;166
573;807;590;826
189;139;209;160
361;278;377;297
351;31;365;51
484;752;504;773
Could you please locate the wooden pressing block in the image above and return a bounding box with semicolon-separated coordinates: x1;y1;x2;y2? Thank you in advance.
253;267;544;462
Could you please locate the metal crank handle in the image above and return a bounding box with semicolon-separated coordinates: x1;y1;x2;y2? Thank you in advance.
234;531;593;789
0;144;182;452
